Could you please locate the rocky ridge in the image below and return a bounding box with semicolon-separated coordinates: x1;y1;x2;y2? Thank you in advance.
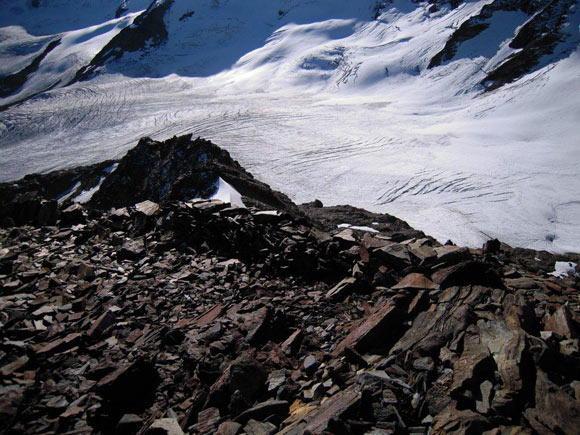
1;137;580;434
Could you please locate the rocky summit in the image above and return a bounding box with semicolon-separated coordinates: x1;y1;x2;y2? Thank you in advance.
1;137;580;434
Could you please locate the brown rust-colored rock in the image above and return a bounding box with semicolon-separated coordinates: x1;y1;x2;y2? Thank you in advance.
432;261;504;289
544;305;577;339
393;273;438;291
524;368;580;434
332;302;406;357
279;385;360;434
196;304;225;326
326;277;358;301
209;354;267;410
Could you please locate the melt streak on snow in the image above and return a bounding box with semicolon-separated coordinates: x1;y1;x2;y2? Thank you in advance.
1;0;579;252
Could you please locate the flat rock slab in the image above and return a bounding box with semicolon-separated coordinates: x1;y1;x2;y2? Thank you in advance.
544;305;577;339
432;261;503;289
135;200;160;216
326;277;358;301
235;400;289;424
332;302;404;357
146;418;184;435
279;385;360;435
216;421;242;435
393;273;438;290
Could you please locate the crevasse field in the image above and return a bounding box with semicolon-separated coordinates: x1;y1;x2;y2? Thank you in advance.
1;0;580;252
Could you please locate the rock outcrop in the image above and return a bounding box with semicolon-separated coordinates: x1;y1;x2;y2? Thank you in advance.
1;137;579;434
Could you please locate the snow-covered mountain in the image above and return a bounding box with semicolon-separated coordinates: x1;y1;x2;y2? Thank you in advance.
1;0;579;252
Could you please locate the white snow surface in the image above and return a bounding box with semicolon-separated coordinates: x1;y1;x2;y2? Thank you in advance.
337;224;379;234
211;177;245;208
549;261;578;278
1;0;580;252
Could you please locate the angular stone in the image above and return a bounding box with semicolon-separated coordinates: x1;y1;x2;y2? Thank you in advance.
196;304;225;326
431;402;491;434
482;239;501;254
506;277;538;290
88;311;115;338
333;229;356;244
480;322;529;398
36;332;81;356
524;368;580;434
267;370;286;393
244;306;272;345
96;359;159;417
195;407;221;433
0;386;24;429
116;414;144;434
252;210;283;224
209;354;267;410
560;339;579;356
544;305;577;339
344;346;369;368
60;203;85;225
357;370;412;391
37;199;58;226
46;395;69;410
375;243;411;269
476;380;494;414
0;355;29;376
216;421;242;435
135;200;160;216
279;385;360;434
332;302;405;357
392;273;438;291
303;383;325;402
482;426;532;435
433;245;471;265
450;330;495;400
235;400;289;424
117;239;145;261
303;355;318;375
244;419;277;435
425;370;453;415
77;263;95;280
407;291;430;317
408;239;437;262
146;418;184;435
281;329;303;355
192;199;227;214
432;261;503;289
326;277;357;301
412;356;435;372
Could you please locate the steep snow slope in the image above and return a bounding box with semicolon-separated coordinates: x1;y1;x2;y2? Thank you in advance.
0;0;579;252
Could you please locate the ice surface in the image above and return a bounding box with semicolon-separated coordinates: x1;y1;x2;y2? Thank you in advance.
0;0;579;252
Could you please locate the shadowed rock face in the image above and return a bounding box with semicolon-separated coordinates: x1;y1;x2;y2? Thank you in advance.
483;0;578;90
0;39;61;99
87;134;299;213
426;0;578;89
72;0;175;83
0;134;300;223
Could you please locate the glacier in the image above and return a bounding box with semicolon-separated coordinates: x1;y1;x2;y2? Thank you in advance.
1;0;579;252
